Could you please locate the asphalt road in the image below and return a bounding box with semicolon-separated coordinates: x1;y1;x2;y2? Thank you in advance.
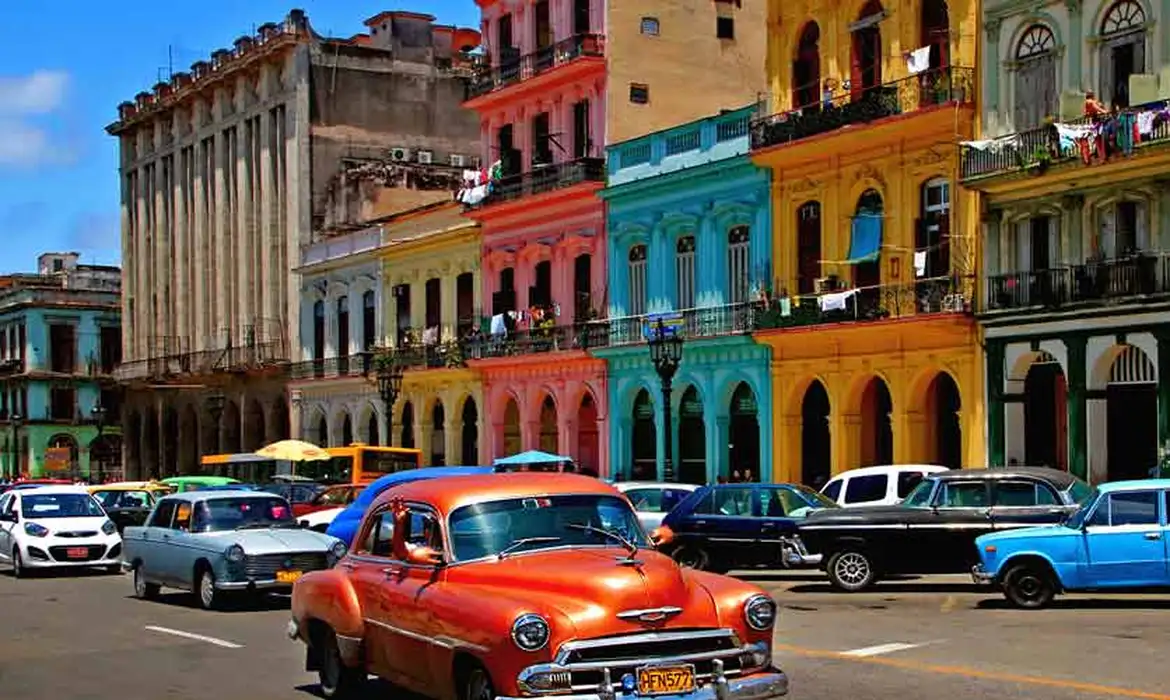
1;566;1169;699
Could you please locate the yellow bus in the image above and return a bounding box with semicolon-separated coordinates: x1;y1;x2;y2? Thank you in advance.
199;444;424;484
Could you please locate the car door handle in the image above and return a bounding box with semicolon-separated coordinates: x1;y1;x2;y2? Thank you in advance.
692;520;707;527
382;566;400;578
1144;532;1162;540
339;561;355;571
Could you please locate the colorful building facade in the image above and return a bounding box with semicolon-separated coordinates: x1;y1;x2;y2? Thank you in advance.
963;0;1170;484
0;254;122;479
751;0;984;485
463;0;769;475
597;106;774;483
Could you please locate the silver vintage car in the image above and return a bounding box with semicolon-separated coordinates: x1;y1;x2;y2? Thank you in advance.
122;490;347;610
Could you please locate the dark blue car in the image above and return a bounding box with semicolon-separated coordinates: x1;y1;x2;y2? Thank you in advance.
325;466;493;546
660;482;838;573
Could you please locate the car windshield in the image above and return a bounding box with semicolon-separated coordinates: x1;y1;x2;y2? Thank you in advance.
1064;478;1095;505
194;497;296;532
21;493;104;519
901;479;937;507
1064;488;1100;529
448;494;648;561
791;484;840;509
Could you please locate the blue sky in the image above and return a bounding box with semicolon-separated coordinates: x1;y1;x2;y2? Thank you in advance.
0;1;477;272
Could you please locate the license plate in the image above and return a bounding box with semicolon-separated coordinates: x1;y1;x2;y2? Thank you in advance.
276;570;303;584
66;547;89;559
637;665;695;696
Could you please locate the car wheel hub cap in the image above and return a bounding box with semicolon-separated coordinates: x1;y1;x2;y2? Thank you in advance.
201;576;213;605
837;554;869;584
1018;575;1041;598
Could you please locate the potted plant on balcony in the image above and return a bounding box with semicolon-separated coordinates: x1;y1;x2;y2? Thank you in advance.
1026;144;1053;175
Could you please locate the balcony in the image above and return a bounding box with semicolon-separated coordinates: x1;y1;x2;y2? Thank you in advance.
960;100;1170;182
750;66;975;152
465;34;605;102
114;341;289;382
288;345;465;380
0;358;23;377
467;157;604;210
982;253;1170;313
755;278;968;331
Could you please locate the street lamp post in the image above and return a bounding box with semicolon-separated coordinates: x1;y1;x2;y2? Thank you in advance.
362;350;404;446
648;319;684;482
91;400;108;483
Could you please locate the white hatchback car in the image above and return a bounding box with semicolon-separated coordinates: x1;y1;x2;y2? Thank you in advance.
614;482;699;531
820;465;949;507
0;486;123;577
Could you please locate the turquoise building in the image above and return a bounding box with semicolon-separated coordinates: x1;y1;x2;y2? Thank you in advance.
595;105;773;484
0;254;122;479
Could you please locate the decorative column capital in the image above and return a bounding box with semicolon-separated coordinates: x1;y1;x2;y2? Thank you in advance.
984;17;1003;42
1064;0;1082;15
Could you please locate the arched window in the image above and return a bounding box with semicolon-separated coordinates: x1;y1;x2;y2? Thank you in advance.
362;290;376;350
797;202;822;294
727;226;751;304
1013;24;1057;129
676;235;696;310
336;296;350;359
918;178;951;278
628;244;648;315
1099;1;1146;107
793;22;821;110
851;0;884;96
921;0;950;69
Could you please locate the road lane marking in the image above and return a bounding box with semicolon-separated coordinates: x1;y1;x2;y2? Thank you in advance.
841;642;926;657
774;643;1170;699
940;595;957;612
144;625;243;649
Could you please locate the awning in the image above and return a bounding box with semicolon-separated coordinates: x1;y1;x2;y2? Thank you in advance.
492;450;573;466
846;213;883;263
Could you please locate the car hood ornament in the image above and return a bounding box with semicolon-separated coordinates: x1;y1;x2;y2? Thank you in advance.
616;606;683;623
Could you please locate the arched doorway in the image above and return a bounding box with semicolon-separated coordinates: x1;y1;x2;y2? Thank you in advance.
161;407;179;478
178;405;198;474
431;401;446;466
243;400;265;452
678;386;706;485
367;410;379;445
576;393;599;476
859;377;894;466
632;389;656;480
1024;353;1067;470
200;404;218;456
854;190;883;309
461;398;479;465
801;381;831;487
47;434;79;477
793;21;821;110
538;396;557;454
400;402;415;448
501;398;521;455
269;398;290;443
729;382;761;482
926;372;962;468
311;412;327;447
797;201;822;295
340;413;353;447
221;401;241;453
125;410;141;479
852;0;884;98
1106;345;1157;481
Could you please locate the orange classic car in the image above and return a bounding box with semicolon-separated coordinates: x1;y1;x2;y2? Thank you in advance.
288;473;789;700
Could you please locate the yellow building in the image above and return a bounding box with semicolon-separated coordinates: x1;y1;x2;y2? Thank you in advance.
380;202;485;467
750;0;984;484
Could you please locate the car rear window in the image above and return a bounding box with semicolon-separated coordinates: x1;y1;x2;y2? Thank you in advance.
822;479;842;501
896;472;926;498
844;474;887;504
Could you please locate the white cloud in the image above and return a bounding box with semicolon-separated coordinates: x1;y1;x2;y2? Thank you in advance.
0;71;69;115
0;71;72;169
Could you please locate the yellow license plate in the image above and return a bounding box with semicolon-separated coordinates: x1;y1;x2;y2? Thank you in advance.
637;665;696;696
276;570;303;584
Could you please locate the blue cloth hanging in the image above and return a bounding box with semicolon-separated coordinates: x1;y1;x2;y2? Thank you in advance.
847;213;883;262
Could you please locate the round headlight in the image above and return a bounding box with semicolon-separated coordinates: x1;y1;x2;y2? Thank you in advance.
329;540;348;561
101;520;117;535
225;544;246;563
744;594;777;631
511;613;550;652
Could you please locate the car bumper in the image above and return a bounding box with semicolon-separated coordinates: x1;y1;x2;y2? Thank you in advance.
781;536;822;567
496;669;789;700
971;564;995;585
21;540;122;567
216;579;294;592
23;555;122;569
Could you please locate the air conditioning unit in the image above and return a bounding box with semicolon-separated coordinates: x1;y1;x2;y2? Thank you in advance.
389;147;412;161
416;150;433;164
450;154;467;167
814;277;832;293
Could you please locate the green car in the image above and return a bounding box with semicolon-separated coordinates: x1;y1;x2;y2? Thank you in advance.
159;476;241;493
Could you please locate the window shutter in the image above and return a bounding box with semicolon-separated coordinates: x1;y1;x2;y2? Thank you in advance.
914;217;926;250
1134;36;1146;75
1098;205;1117;258
1136;200;1149;251
937;214;952;276
1016;220;1031;271
1099;46;1114;105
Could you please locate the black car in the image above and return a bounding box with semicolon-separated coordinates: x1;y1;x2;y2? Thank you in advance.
92;487;170;533
796;467;1094;592
659;482;839;573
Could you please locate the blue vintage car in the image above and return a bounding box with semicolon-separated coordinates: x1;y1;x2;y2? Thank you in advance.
973;478;1170;608
325;466;493;545
122;491;346;610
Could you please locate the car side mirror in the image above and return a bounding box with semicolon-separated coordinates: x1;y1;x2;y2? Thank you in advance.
406;545;443;567
0;512;15;523
650;526;674;547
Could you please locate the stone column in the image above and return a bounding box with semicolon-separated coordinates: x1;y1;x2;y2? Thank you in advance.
983;19;1002;115
986;339;1006;467
714;415;731;484
1067;0;1084;92
441;269;459;342
1066;336;1088;480
523;419;540;452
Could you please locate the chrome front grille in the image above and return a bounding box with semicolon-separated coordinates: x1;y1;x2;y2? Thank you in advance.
243;552;328;578
555;629;746;693
57;531;98;538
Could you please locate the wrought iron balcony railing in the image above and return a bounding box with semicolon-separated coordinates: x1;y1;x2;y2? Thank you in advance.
114;341;288;381
750;66;975;152
982;253;1170;312
754;278;968;331
466;33;605;100
960;100;1170;181
288;344;465;380
0;359;24;377
468;157;604;208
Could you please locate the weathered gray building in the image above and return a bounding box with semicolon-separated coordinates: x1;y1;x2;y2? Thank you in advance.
107;9;482;478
